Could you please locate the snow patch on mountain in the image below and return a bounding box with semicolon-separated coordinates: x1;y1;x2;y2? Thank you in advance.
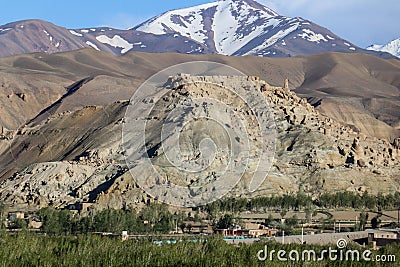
368;44;383;50
135;2;217;44
212;1;280;54
244;22;299;55
86;41;100;51
0;28;12;33
367;38;400;58
42;29;55;43
298;29;327;43
69;30;83;37
96;35;133;54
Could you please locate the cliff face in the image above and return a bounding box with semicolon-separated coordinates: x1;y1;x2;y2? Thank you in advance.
0;75;399;210
258;76;399;197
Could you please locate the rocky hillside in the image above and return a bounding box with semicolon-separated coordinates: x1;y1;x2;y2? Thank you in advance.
0;74;399;210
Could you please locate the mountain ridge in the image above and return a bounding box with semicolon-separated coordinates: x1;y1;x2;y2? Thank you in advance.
0;0;395;59
133;0;390;58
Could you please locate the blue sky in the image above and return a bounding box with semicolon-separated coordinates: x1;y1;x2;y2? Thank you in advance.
0;0;398;48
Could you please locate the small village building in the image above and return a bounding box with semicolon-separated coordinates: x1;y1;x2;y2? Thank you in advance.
215;223;277;238
367;230;399;247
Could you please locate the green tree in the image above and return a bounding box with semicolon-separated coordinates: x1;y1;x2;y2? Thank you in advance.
179;222;186;233
186;223;192;233
0;203;5;229
216;214;233;229
77;215;93;233
8;218;27;229
286;215;298;228
359;212;367;231
279;209;287;219
265;214;274;227
38;208;73;234
91;209;144;234
193;210;200;222
305;206;313;223
139;203;173;234
153;214;172;233
371;217;381;229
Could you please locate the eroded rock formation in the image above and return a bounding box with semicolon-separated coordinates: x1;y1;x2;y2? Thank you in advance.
0;75;399;210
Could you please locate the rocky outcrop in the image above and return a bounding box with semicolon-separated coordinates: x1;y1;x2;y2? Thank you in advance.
0;75;399;210
257;76;399;197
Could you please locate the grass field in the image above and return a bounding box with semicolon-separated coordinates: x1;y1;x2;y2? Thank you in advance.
0;231;398;267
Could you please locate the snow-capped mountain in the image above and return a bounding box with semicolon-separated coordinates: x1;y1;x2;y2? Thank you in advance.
0;0;395;59
134;0;278;55
133;0;389;58
367;38;400;58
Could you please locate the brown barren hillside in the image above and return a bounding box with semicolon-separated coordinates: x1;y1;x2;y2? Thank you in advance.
0;49;398;141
